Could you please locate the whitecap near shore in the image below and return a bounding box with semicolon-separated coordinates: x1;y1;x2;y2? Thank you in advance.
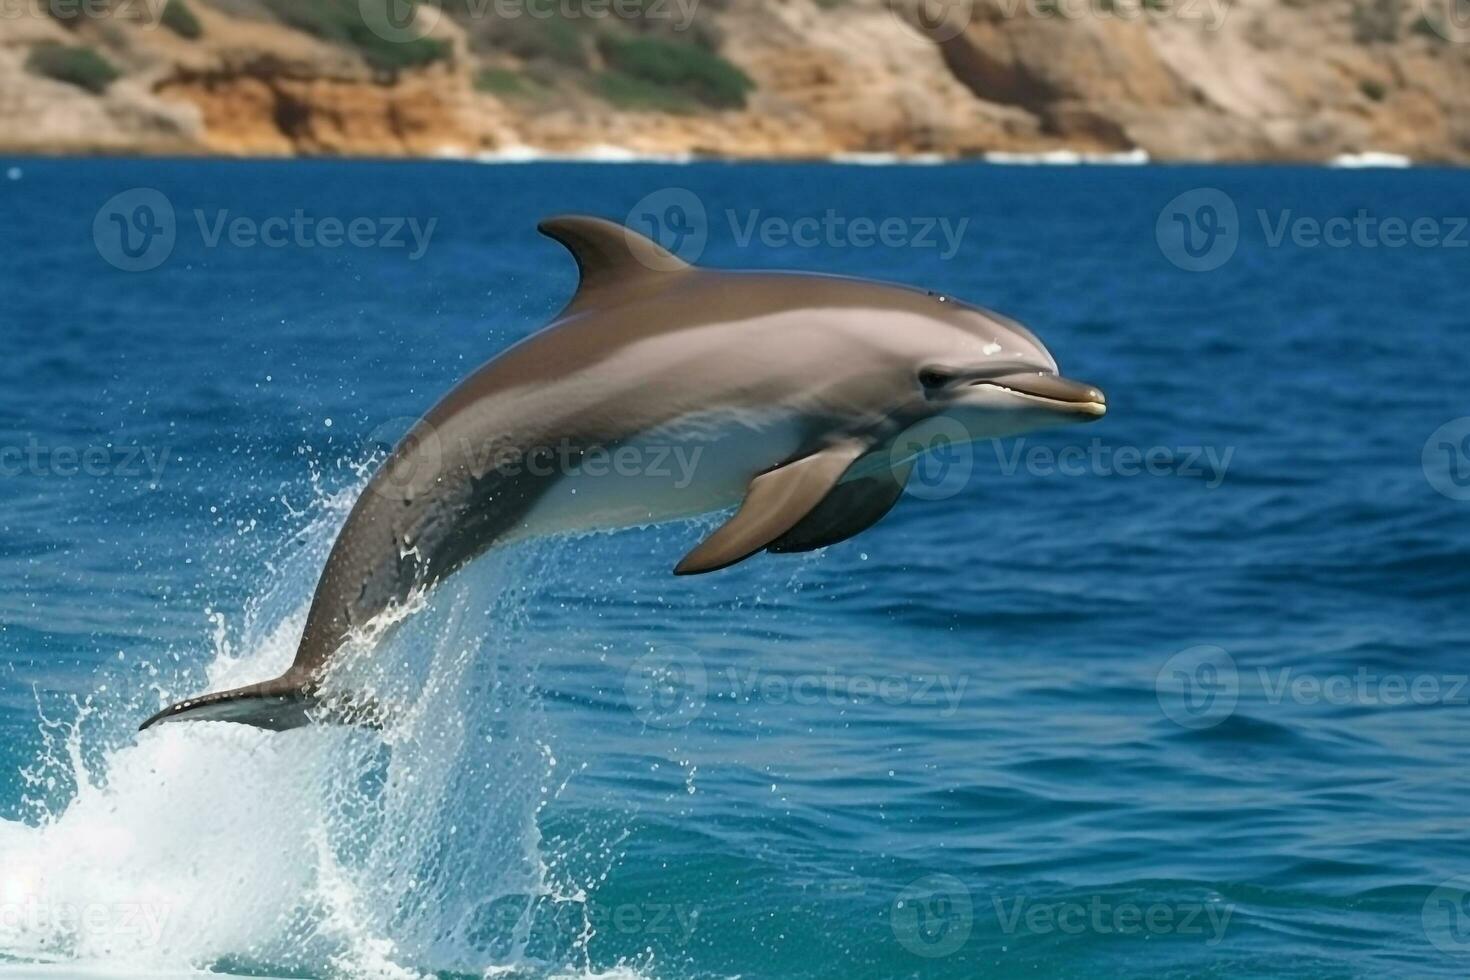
439;143;1418;168
1329;151;1412;168
470;144;696;165
983;148;1151;166
456;144;1157;166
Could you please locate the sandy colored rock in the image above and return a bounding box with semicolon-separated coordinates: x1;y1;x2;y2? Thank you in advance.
0;0;1466;161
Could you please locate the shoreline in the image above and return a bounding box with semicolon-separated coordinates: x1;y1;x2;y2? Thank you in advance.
0;148;1428;169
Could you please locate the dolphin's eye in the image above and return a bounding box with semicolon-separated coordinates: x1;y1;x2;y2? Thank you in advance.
918;368;952;390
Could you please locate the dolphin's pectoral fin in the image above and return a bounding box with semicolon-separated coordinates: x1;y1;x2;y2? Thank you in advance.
674;441;868;575
768;459;913;554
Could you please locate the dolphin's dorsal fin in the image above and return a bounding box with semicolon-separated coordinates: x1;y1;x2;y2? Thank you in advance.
538;215;690;304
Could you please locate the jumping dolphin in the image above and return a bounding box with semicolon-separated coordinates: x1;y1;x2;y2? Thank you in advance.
140;215;1106;731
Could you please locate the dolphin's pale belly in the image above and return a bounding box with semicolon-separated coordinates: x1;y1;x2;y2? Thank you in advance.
519;408;806;538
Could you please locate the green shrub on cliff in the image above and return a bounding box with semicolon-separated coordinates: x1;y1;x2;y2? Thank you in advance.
495;15;592;68
26;43;120;95
475;67;553;99
596;36;752;110
593;70;698;113
262;0;449;74
161;0;204;40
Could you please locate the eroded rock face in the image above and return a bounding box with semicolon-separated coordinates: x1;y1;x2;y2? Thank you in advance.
0;0;1467;161
155;64;485;156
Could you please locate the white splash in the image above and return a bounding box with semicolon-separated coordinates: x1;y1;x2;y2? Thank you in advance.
0;481;641;978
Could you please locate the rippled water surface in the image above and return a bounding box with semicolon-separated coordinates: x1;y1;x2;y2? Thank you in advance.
1;159;1468;978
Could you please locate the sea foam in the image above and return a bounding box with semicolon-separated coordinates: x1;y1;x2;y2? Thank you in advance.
0;481;633;979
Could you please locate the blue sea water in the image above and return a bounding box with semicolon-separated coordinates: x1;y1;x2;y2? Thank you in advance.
1;158;1469;979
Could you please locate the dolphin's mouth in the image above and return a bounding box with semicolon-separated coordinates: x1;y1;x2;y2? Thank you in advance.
973;373;1108;418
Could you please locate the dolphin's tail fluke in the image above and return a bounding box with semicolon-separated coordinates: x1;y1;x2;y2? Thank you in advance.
138;677;319;732
138;673;390;732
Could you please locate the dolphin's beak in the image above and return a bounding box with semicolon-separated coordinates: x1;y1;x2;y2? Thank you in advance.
982;372;1107;419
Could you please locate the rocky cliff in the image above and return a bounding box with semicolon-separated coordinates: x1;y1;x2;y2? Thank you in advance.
1;0;1468;162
